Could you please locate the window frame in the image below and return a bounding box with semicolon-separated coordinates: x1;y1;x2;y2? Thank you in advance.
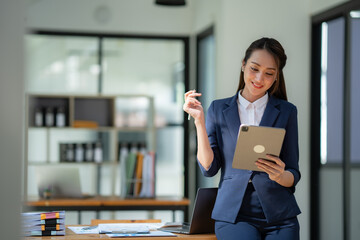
27;29;191;198
311;2;360;240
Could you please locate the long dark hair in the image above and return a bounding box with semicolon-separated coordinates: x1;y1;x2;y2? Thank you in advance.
236;37;288;101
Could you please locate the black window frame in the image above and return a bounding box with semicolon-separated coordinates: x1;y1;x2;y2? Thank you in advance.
311;2;360;240
27;29;191;198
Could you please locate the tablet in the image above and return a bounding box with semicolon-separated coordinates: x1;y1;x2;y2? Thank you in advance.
232;125;286;172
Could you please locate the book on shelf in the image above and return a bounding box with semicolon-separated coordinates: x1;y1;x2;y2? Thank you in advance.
126;152;155;198
22;211;65;236
139;151;155;198
125;152;137;196
134;153;144;197
118;141;156;199
72;120;98;128
119;143;129;197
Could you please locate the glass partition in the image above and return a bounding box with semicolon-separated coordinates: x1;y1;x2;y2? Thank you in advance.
25;33;187;198
102;38;184;125
26;35;99;94
102;38;185;196
320;18;345;165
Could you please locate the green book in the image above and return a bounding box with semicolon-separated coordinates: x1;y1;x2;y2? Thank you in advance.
125;152;137;196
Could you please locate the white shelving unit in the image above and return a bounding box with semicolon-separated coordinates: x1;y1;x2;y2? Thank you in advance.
24;94;156;199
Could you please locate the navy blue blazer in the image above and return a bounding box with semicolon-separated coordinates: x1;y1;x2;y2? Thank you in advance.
198;93;301;223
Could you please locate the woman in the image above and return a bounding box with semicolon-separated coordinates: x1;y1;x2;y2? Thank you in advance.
183;37;301;240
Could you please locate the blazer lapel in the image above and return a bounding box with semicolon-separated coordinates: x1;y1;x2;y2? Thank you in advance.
221;94;281;140
223;94;241;142
260;95;280;127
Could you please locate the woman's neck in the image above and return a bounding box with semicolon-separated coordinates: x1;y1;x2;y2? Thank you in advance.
240;89;266;103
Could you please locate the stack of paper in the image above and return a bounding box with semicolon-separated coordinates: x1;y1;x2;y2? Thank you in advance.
107;231;176;238
68;223;177;238
21;211;65;236
97;223;176;238
98;223;150;234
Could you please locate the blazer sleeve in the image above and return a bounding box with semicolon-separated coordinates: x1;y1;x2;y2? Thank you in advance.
197;101;222;177
281;105;301;190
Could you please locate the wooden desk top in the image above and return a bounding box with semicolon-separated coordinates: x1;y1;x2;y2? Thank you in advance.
101;197;190;206
25;197;190;207
24;226;217;240
25;198;102;207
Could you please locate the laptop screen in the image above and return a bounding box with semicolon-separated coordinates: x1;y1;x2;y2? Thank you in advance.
188;188;217;234
35;166;84;198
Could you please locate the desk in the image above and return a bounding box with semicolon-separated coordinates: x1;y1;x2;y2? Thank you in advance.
24;226;217;240
24;197;190;223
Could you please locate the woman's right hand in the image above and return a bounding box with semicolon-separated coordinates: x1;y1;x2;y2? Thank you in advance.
183;90;204;122
184;90;213;170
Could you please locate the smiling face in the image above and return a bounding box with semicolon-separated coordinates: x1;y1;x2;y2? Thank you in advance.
241;49;278;103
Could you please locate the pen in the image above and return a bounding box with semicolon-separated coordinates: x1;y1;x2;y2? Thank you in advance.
187;89;196;121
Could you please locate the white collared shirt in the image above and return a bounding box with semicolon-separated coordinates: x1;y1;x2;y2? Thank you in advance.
237;91;268;126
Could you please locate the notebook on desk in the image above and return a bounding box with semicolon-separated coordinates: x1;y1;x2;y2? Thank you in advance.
160;188;218;234
35;166;93;199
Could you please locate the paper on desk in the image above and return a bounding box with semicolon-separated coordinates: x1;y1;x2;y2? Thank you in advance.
98;223;163;234
68;226;99;234
159;222;184;228
107;231;177;238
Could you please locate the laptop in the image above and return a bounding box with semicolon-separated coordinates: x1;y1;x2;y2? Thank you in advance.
35;166;92;199
232;125;286;172
160;188;218;234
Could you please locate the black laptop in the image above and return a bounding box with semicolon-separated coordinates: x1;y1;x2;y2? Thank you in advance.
160;188;218;234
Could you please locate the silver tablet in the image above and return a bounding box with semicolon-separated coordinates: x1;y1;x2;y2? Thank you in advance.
232;125;286;171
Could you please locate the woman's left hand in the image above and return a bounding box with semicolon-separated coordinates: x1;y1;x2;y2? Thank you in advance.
255;154;285;182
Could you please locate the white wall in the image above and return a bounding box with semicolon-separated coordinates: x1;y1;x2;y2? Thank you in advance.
25;0;350;239
0;0;25;238
311;0;348;14
26;0;194;35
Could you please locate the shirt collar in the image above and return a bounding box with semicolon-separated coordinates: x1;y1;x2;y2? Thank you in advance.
238;91;269;109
